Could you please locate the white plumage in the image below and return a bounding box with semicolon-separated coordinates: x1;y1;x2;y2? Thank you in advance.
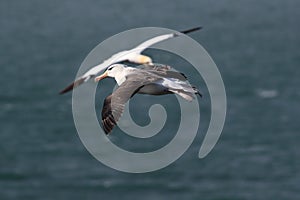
59;27;201;94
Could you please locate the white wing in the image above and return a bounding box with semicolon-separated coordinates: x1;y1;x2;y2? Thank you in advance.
82;50;130;77
129;26;202;54
60;27;201;94
59;34;178;94
130;26;202;54
83;32;178;77
129;33;176;54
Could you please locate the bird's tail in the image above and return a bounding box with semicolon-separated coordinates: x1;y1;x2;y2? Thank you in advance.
192;86;203;98
169;85;202;101
168;89;194;102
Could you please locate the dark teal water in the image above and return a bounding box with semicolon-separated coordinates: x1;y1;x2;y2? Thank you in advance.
1;0;299;199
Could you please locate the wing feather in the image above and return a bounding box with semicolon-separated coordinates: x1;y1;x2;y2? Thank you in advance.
101;76;160;134
141;64;187;81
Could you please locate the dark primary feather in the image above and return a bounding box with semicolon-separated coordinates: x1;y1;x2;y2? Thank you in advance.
180;26;202;34
59;77;87;94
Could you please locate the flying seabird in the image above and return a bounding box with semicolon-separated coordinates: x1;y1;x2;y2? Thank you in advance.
59;27;202;94
95;64;202;134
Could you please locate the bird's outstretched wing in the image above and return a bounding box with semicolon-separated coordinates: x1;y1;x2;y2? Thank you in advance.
59;27;202;94
101;75;160;134
131;27;202;54
59;51;129;94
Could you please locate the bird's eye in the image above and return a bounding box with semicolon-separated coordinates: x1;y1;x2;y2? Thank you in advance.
108;67;113;71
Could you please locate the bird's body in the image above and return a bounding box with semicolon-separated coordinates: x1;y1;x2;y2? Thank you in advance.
59;27;202;94
95;64;201;134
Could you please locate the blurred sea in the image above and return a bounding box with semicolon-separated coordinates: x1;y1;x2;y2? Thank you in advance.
0;0;299;199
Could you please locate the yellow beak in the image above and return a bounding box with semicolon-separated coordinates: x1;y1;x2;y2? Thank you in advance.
94;71;108;82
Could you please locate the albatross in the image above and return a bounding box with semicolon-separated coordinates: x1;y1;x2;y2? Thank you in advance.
95;64;202;134
59;27;201;94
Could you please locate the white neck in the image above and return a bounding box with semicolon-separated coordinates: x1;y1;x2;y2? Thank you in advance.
115;73;126;85
114;67;134;85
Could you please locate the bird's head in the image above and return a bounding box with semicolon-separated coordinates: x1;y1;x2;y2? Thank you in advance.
94;64;125;82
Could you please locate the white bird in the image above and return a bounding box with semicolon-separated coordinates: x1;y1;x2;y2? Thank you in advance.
94;64;202;134
59;27;201;94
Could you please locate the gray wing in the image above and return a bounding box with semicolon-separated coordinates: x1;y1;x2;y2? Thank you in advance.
101;75;161;134
141;64;187;81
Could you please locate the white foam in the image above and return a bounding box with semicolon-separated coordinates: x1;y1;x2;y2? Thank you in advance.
256;89;278;98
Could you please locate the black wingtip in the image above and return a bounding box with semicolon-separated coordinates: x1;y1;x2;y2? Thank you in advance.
180;26;202;34
59;77;86;95
59;82;75;94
